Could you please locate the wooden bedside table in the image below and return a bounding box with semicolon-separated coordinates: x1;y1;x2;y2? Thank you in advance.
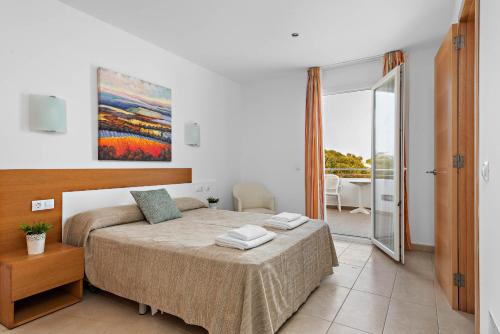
0;243;84;329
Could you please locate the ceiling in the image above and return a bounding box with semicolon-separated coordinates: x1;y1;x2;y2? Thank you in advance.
59;0;454;83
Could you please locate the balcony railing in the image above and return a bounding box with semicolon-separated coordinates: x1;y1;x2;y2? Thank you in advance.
325;168;371;178
325;168;394;179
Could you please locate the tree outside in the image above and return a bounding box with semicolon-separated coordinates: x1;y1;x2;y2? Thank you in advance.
324;150;371;178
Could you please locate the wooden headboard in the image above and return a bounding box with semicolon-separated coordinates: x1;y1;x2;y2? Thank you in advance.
0;168;192;253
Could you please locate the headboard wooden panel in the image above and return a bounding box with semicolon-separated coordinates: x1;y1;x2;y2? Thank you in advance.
0;168;192;253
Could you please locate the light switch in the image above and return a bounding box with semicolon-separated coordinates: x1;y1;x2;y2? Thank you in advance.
45;199;55;209
481;161;490;182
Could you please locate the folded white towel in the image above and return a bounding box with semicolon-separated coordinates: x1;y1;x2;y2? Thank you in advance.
271;212;302;222
227;224;268;241
215;231;276;250
266;216;310;230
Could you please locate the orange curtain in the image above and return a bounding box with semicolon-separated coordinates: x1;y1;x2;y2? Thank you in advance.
383;50;405;75
305;67;325;220
383;50;412;250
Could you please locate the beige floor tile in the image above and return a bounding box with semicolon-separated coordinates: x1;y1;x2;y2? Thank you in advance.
322;263;362;289
57;291;138;323
9;292;205;334
335;245;348;256
352;266;396;297
277;313;331;334
333;240;352;249
327;323;369;333
9;314;108;334
399;251;434;280
299;285;350;321
102;312;204;334
435;285;474;334
338;248;372;267
383;299;438;334
327;208;371;238
365;249;400;275
334;290;390;334
0;324;6;332
348;243;374;252
391;272;436;306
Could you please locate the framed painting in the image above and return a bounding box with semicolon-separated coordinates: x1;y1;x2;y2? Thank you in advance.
97;68;172;161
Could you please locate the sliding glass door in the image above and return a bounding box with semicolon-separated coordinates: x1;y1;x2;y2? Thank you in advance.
371;66;405;262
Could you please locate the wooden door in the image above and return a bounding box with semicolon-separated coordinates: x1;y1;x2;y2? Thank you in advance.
434;24;459;309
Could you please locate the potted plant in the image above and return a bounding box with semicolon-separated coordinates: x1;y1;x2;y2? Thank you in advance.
207;197;219;210
20;222;52;255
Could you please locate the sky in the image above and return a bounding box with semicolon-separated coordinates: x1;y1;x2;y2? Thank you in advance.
323;90;372;161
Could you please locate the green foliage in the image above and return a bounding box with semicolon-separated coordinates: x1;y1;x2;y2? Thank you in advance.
372;153;394;179
207;197;219;204
324;150;370;178
19;222;52;235
372;153;393;169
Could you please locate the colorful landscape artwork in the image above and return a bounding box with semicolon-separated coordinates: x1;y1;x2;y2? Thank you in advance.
97;68;172;161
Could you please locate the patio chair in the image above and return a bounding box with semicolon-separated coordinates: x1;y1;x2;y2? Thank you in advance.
325;174;343;212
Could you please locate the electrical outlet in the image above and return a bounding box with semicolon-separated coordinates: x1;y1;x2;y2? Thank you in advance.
31;199;55;212
195;186;204;192
32;200;43;211
204;186;211;192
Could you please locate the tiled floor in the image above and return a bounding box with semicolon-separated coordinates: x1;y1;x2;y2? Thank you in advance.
326;208;371;238
0;239;474;334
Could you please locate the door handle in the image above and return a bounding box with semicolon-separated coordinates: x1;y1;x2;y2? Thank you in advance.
426;169;438;175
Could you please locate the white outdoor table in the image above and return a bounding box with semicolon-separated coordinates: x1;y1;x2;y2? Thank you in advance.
349;179;371;214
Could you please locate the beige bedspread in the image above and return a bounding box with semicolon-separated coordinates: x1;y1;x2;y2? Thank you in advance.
64;207;338;334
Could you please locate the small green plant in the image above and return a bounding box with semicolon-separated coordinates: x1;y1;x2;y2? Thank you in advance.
207;197;219;204
20;222;52;235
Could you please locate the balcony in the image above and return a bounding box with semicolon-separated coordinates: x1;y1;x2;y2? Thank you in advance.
325;168;372;238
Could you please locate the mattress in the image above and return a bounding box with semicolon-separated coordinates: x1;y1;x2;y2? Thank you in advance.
64;207;338;334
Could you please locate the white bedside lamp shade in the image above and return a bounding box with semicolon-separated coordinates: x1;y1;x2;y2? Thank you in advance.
29;95;67;133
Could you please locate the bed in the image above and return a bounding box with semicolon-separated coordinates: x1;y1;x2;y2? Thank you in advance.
64;204;338;334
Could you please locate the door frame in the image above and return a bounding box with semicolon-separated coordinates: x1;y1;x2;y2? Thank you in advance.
457;0;478;315
456;0;479;328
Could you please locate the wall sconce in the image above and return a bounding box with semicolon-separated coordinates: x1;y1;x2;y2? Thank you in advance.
29;95;67;133
184;122;200;147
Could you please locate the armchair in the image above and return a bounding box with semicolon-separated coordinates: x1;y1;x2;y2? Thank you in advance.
232;182;276;214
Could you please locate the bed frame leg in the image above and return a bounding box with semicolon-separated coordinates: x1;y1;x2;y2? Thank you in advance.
138;303;147;315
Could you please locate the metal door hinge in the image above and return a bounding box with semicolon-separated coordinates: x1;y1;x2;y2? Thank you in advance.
453;154;465;169
453;272;465;287
454;35;465;50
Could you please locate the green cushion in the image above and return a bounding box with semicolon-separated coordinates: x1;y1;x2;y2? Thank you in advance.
130;189;182;224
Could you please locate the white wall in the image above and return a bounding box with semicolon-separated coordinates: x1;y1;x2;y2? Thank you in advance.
238;43;439;246
322;59;382;95
406;40;441;246
0;0;441;247
237;70;307;214
479;0;500;332
0;0;242;209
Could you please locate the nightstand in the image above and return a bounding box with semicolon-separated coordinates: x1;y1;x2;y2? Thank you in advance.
0;243;84;329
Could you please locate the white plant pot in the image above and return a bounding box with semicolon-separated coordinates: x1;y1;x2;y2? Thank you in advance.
26;233;46;255
208;203;218;210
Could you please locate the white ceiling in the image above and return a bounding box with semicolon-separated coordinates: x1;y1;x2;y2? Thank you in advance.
59;0;454;83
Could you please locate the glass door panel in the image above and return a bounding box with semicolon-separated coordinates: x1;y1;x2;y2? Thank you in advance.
371;67;402;261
